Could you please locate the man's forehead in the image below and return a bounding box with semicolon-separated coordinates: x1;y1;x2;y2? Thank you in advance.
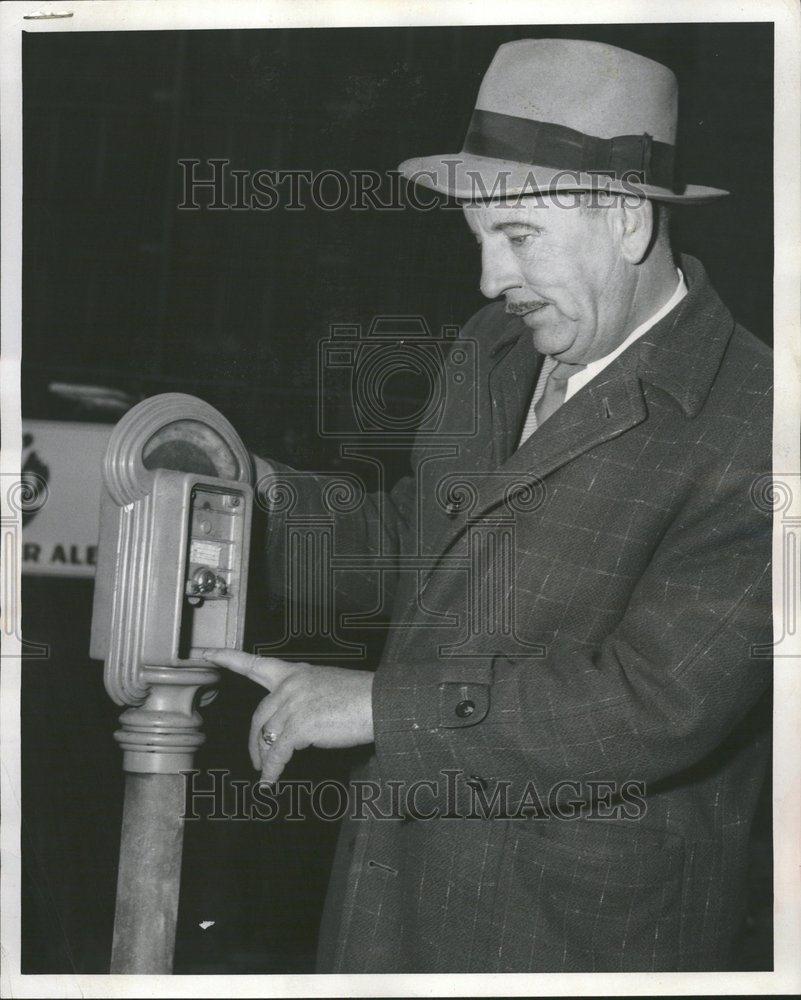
462;195;558;227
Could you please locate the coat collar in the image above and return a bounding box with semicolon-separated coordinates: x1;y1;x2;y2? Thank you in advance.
632;253;735;417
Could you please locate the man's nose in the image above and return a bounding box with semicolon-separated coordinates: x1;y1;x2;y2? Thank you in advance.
479;241;522;300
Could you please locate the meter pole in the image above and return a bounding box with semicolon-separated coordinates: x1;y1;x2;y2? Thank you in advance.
109;666;218;974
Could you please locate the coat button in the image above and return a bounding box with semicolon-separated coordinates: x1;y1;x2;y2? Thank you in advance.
455;699;475;718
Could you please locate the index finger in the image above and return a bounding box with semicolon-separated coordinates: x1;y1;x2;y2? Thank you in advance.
202;649;291;690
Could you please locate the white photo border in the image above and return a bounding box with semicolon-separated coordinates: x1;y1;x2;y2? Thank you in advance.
1;1;799;997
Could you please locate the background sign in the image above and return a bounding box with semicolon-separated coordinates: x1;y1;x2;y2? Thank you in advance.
21;420;111;577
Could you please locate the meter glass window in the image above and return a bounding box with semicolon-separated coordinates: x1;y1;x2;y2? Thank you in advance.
142;419;239;479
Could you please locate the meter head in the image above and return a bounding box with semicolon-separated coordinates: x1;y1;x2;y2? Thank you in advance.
90;394;254;707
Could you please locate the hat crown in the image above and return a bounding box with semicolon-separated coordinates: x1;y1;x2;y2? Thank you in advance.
476;39;678;145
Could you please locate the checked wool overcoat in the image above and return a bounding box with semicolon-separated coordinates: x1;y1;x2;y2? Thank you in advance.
260;253;773;972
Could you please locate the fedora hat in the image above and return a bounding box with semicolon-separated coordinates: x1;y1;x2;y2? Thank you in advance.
398;38;728;203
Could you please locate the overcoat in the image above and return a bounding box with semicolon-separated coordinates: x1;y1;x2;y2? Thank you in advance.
261;253;772;972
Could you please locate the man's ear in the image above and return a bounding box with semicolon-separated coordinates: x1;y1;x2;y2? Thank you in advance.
618;198;655;264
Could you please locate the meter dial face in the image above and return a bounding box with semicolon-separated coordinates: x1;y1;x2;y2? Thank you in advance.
141;419;240;479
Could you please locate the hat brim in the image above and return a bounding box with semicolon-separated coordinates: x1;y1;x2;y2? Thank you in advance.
398;152;729;204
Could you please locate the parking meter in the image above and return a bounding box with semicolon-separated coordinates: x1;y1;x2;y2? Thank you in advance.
89;393;253;972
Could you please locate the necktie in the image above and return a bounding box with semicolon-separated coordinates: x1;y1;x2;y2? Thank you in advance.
534;359;586;425
518;356;586;446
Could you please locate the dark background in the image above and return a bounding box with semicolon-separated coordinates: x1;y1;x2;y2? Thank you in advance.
21;23;773;974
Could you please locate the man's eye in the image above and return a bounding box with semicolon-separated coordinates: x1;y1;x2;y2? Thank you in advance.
506;231;537;246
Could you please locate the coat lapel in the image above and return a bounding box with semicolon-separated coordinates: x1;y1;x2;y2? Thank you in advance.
487;328;543;466
435;371;648;551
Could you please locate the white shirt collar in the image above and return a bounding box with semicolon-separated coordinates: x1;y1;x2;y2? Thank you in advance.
563;268;688;403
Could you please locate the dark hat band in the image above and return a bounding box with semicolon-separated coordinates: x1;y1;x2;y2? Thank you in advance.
463;109;676;190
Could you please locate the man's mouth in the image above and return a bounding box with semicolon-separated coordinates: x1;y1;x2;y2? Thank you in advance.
506;300;548;317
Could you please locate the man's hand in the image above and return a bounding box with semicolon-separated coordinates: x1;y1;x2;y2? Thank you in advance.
202;649;374;784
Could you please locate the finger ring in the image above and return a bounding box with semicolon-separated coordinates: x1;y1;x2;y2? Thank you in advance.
260;727;279;746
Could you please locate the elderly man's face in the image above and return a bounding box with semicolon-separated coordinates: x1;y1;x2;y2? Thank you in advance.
463;195;634;364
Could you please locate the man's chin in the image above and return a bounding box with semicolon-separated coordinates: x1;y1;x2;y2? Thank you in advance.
525;314;576;356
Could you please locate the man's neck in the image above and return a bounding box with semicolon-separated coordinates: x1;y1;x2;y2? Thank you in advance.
618;255;681;346
574;255;680;366
556;261;687;407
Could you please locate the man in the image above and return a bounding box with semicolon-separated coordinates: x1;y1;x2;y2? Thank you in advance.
206;39;772;972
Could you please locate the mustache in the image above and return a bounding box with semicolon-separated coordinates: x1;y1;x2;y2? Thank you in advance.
504;298;547;316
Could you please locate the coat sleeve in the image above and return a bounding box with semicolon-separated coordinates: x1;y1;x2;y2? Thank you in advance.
370;445;773;802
